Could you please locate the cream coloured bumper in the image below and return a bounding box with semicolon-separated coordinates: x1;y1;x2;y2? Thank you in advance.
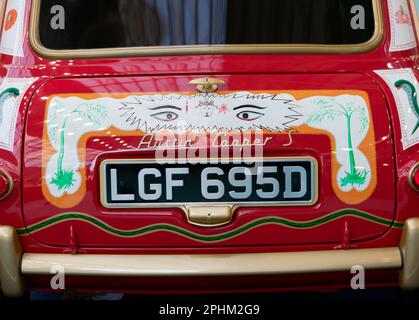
1;218;419;297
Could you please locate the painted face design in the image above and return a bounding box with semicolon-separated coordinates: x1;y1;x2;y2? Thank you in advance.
234;105;265;121
149;105;181;122
114;92;301;133
45;91;373;200
196;98;217;117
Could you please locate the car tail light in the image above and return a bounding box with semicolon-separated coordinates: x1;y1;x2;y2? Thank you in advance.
409;163;419;192
0;168;13;200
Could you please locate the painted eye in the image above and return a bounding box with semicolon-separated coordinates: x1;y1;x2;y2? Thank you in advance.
236;110;264;121
151;111;179;122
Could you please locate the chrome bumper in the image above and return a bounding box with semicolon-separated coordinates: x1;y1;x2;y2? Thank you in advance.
1;218;419;297
21;248;401;277
0;227;24;297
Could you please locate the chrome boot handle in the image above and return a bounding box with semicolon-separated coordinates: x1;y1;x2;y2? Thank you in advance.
189;77;225;93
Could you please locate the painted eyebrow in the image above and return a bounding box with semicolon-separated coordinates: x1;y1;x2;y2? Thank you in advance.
233;105;267;111
148;105;182;111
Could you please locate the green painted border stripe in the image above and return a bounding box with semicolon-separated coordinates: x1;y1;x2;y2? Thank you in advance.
17;210;404;242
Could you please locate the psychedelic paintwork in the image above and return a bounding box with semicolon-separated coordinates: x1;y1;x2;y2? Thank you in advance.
395;80;419;135
0;78;37;151
375;68;419;150
0;0;26;57
388;0;417;52
42;91;377;208
16;209;404;242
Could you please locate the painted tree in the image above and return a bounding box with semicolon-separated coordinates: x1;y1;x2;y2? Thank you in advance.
48;102;108;191
306;97;369;188
0;87;20;126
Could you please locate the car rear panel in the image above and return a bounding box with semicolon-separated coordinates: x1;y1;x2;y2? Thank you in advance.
21;73;396;248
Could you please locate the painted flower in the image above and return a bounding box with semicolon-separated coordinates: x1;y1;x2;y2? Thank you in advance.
5;9;17;31
218;103;229;114
395;5;412;25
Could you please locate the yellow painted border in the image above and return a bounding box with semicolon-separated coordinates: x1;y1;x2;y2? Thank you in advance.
29;0;384;59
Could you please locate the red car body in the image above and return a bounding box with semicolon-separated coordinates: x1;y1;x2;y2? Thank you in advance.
0;0;418;296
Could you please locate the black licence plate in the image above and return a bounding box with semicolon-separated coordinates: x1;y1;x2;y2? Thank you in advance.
100;158;317;208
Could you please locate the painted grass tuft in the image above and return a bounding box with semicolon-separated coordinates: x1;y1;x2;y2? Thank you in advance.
339;169;368;188
51;170;76;191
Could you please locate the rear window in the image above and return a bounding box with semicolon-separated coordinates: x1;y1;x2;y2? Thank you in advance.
38;0;377;50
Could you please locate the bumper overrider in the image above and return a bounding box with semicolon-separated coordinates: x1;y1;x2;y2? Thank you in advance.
0;219;418;297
